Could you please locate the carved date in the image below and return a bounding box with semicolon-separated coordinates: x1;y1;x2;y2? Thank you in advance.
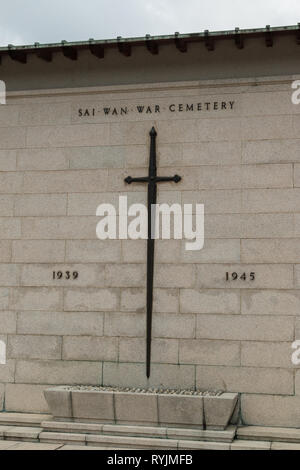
52;271;79;280
225;272;255;281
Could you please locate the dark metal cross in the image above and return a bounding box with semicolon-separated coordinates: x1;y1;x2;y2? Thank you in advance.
124;127;181;378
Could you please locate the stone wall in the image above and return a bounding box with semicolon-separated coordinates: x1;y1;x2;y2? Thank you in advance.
0;76;299;426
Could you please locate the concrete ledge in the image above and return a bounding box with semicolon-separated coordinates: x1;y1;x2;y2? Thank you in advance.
204;393;239;430
44;387;238;430
0;413;50;427
237;425;300;443
41;419;236;442
71;391;114;423
44;389;72;419
158;395;204;429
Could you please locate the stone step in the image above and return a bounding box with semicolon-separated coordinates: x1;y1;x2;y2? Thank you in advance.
237;426;300;443
0;413;49;428
0;425;42;442
39;430;231;450
41;420;236;443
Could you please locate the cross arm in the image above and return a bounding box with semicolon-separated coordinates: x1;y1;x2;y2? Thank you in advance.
124;176;149;184
155;175;181;183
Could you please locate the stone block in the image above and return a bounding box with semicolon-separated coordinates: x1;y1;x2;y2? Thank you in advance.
39;431;85;445
64;288;118;311
121;240;146;263
155;264;196;288
0;218;21;239
197;117;241;142
154;289;179;313
19;102;71;126
167;426;236;442
180;289;240;314
0;312;16;334
196;264;293;289
271;442;300;450
21;216;98;239
68;191;147;216
5;384;49;413
8;335;62;360
196;314;294;341
156;240;181;263
0;173;23;194
203;393;238;430
241;394;300;427
178;440;230;450
179;339;240;366
0;441;21;450
196;165;241;190
0;383;4;410
120;288;145;313
0;241;12;262
66;240;121;263
242;239;300;263
242;188;300;213
68;145;125;169
0;150;17;171
102;424;166;438
17;311;104;336
242;139;300;164
14;194;67;216
103;362;195;389
119;337;178;364
153;313;196;339
196;365;293;394
26;123;110;148
241;115;293;140
15;360;102;385
20;263;105;288
12;240;66;263
72;390;114;422
241;341;292;368
231;440;271;450
44;388;72;418
0;127;26;149
104;312;144;337
237;425;300;442
0;288;10;310
115;392;158;425
158;395;203;428
11;287;62;310
0;264;19;287
199;214;241;239
182;189;241;214
105;264;145;288
181;239;240;264
62;336;118;361
23;169;108;193
241;289;300;315
242;163;292;189
4;426;42;442
241;213;294;238
0;360;15;383
0;195;14;216
181;141;241;166
10;442;63;450
17;148;69;171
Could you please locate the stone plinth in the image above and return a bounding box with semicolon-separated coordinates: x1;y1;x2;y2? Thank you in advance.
44;386;238;430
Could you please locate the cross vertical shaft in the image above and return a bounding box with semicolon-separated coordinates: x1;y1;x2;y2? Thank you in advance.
124;127;181;378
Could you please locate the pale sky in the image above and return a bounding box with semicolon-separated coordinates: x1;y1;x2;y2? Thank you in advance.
1;0;300;46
